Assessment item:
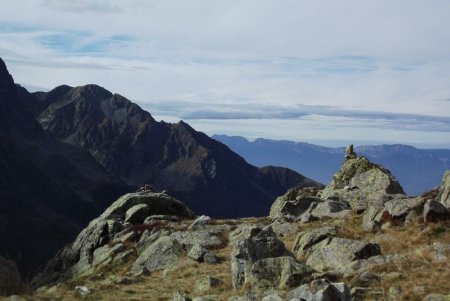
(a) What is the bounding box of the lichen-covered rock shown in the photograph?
[188,215,211,230]
[292,226,337,258]
[131,236,183,275]
[230,226,289,289]
[287,279,351,301]
[32,191,195,288]
[423,293,450,301]
[0,256,21,295]
[170,229,226,249]
[423,199,450,223]
[172,291,192,301]
[384,196,425,219]
[306,237,381,272]
[102,191,195,220]
[361,205,386,232]
[308,201,352,219]
[320,157,405,211]
[270,187,324,219]
[125,204,150,224]
[188,244,207,261]
[194,276,221,294]
[249,256,313,292]
[439,170,450,208]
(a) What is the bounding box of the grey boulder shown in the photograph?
[287,279,351,301]
[249,256,313,292]
[131,236,183,275]
[230,226,289,289]
[292,226,337,258]
[306,237,381,272]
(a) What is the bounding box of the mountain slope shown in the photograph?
[213,135,450,195]
[23,84,322,218]
[0,58,131,276]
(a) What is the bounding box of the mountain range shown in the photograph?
[213,135,450,196]
[0,58,319,276]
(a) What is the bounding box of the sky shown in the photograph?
[1,0,450,148]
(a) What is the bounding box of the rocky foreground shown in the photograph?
[1,156,450,301]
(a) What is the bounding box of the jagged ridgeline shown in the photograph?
[23,154,450,300]
[0,57,320,279]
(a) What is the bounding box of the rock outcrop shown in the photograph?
[270,187,351,221]
[305,237,381,272]
[32,191,194,287]
[230,226,290,289]
[320,156,405,211]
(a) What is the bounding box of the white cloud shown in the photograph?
[0,0,450,145]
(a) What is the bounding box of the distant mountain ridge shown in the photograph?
[213,135,450,195]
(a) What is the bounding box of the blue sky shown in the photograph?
[1,0,450,147]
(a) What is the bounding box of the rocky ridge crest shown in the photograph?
[18,155,450,301]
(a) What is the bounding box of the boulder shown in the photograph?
[270,187,324,219]
[188,244,207,261]
[229,224,264,243]
[102,191,195,220]
[32,191,195,287]
[423,199,450,223]
[194,276,221,294]
[130,236,183,275]
[439,170,450,208]
[0,256,21,295]
[170,229,226,249]
[74,286,90,296]
[230,226,289,289]
[361,205,385,232]
[125,204,150,224]
[188,215,211,230]
[270,219,299,237]
[320,157,405,211]
[423,294,450,301]
[249,256,313,292]
[261,294,283,301]
[384,196,425,219]
[172,291,192,301]
[287,279,351,301]
[306,237,381,272]
[187,244,218,264]
[292,226,337,258]
[308,201,352,219]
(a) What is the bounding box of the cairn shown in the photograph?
[345,144,357,160]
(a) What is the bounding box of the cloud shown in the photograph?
[41,0,123,13]
[0,0,449,146]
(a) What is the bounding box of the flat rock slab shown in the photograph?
[306,237,381,272]
[249,256,313,292]
[292,226,337,258]
[131,236,183,275]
